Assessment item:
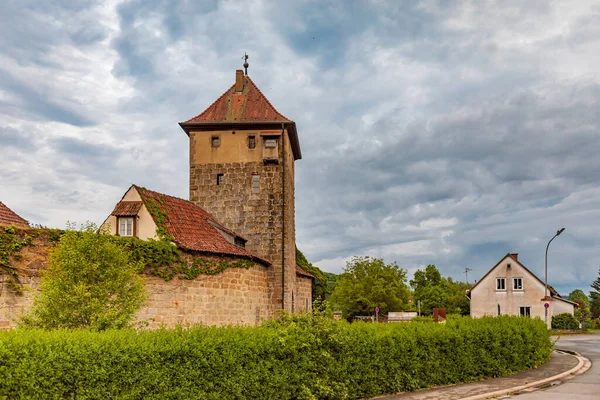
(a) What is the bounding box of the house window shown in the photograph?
[513,278,523,290]
[251,174,260,194]
[519,306,531,317]
[211,136,220,147]
[496,278,506,290]
[118,217,134,237]
[248,136,256,149]
[216,173,224,185]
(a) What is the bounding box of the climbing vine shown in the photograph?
[108,232,255,282]
[138,190,174,242]
[0,226,33,295]
[0,217,256,292]
[148,256,254,281]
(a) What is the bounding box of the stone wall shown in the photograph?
[294,275,313,313]
[0,229,50,329]
[0,230,272,329]
[137,254,272,328]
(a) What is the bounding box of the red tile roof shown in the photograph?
[296,265,315,279]
[0,201,29,228]
[133,186,269,265]
[182,75,292,124]
[111,201,143,216]
[179,73,302,160]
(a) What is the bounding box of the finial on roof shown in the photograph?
[243,53,249,75]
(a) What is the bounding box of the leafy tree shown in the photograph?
[568,289,590,321]
[410,265,471,316]
[21,223,147,330]
[591,267,600,319]
[331,256,409,319]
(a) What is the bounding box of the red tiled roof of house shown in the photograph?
[296,265,315,279]
[182,75,292,124]
[133,186,269,266]
[111,201,143,216]
[0,201,29,228]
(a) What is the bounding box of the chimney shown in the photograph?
[511,253,518,261]
[235,70,244,92]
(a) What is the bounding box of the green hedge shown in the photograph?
[551,313,579,330]
[0,316,552,399]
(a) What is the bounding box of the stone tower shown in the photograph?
[179,69,302,313]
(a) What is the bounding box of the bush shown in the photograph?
[0,316,551,399]
[551,313,579,330]
[20,224,147,330]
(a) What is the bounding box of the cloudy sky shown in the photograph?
[1,0,599,296]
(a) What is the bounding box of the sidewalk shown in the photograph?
[373,350,583,400]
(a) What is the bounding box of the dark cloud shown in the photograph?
[1,0,599,297]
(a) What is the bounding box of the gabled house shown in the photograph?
[470,253,576,328]
[101,184,268,264]
[0,201,29,228]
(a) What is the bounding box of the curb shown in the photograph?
[458,349,590,400]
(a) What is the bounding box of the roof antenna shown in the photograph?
[243,53,249,76]
[464,267,473,284]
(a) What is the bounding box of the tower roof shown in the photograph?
[180,72,302,160]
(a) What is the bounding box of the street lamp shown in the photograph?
[545,228,565,326]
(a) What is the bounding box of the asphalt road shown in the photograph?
[512,333,600,400]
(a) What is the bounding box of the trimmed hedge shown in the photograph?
[551,313,579,330]
[0,316,551,399]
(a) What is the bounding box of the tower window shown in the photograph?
[252,174,260,194]
[216,173,224,185]
[248,136,256,149]
[211,136,220,147]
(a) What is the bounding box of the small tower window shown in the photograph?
[216,173,224,185]
[248,136,256,149]
[211,136,220,147]
[252,174,260,194]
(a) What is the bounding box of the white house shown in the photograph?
[469,253,576,328]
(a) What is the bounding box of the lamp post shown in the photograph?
[545,228,565,326]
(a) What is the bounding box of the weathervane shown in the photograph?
[243,53,249,75]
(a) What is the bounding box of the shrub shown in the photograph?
[19,224,147,330]
[0,316,551,399]
[551,313,579,330]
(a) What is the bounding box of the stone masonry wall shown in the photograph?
[137,254,272,328]
[0,231,272,329]
[189,129,299,313]
[295,275,313,313]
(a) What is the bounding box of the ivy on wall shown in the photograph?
[1,197,257,292]
[0,226,33,295]
[109,236,253,281]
